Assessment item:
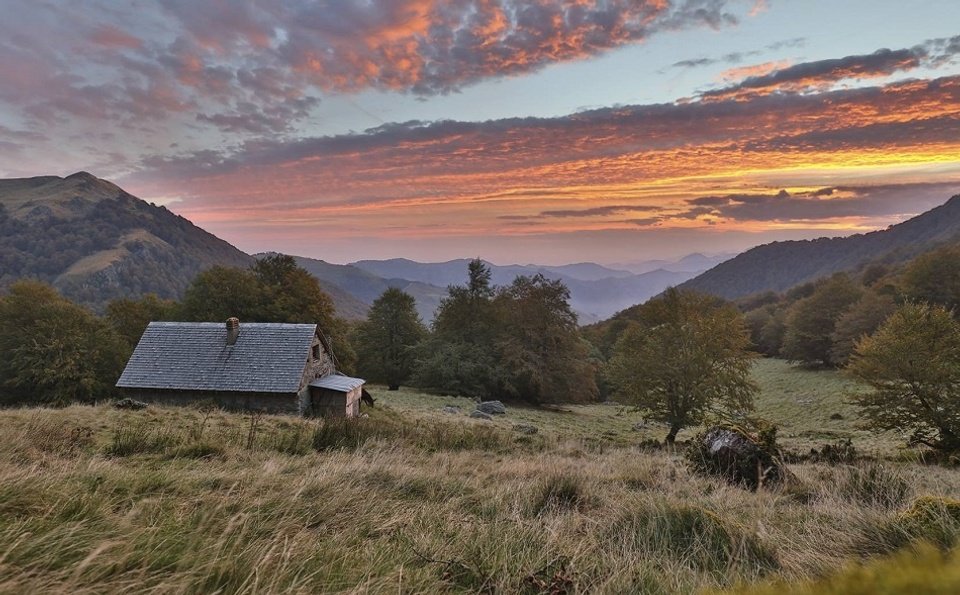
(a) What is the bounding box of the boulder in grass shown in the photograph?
[441,405,461,415]
[469,410,493,421]
[476,400,506,415]
[686,425,787,490]
[114,397,148,410]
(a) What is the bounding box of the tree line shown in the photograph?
[739,244,960,367]
[2,249,959,453]
[355,259,599,403]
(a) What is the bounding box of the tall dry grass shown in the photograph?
[0,402,957,594]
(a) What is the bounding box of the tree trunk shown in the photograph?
[665,423,681,445]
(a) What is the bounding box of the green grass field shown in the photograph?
[0,359,957,593]
[381,358,893,454]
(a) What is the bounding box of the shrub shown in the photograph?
[809,439,858,465]
[883,496,960,549]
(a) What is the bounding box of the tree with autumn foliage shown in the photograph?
[849,302,960,451]
[607,288,757,444]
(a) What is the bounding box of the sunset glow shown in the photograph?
[1,0,959,263]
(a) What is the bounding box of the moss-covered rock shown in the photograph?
[686,425,788,490]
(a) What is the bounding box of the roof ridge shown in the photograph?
[148,321,317,327]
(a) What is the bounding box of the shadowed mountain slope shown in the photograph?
[679,195,960,300]
[0,173,364,319]
[0,172,252,307]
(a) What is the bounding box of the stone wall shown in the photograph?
[301,336,337,386]
[124,388,300,415]
[309,386,362,418]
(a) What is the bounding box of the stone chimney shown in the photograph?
[226,317,240,345]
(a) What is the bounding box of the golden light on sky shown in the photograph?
[1,0,959,263]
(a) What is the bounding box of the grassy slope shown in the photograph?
[383,358,892,453]
[0,361,957,593]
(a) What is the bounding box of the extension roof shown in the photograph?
[309,374,365,393]
[116,322,318,393]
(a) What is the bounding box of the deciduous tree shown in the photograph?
[106,294,177,351]
[607,288,757,444]
[829,290,897,366]
[495,274,598,403]
[179,255,355,370]
[355,288,426,390]
[849,302,960,451]
[0,281,126,405]
[782,274,862,366]
[414,259,502,398]
[901,245,960,312]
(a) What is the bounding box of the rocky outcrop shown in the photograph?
[476,401,506,415]
[114,397,148,410]
[686,425,787,490]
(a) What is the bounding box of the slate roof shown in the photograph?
[117,322,318,393]
[309,374,365,393]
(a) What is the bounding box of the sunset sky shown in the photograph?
[1,0,959,264]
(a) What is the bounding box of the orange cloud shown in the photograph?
[123,75,960,244]
[719,60,792,82]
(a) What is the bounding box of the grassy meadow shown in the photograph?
[0,359,958,593]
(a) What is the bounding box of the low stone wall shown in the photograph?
[123,388,300,415]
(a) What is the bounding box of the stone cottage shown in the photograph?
[116,318,364,416]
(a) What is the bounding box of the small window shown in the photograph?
[312,344,321,359]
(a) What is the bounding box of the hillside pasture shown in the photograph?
[0,360,956,593]
[385,358,895,454]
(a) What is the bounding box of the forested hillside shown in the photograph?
[0,172,252,307]
[0,173,364,318]
[586,238,960,365]
[679,195,960,299]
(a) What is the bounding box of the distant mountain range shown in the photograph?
[291,256,716,324]
[15,172,955,326]
[0,172,719,323]
[279,255,446,323]
[679,195,960,299]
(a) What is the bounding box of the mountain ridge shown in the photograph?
[679,195,960,299]
[349,257,701,323]
[0,172,253,307]
[0,173,363,318]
